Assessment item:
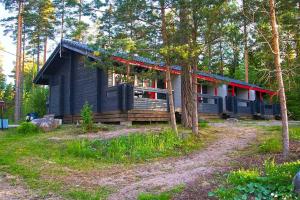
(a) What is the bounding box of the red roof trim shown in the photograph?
[112,56,276,95]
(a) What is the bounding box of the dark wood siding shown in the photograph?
[48,55,71,116]
[73,54,98,114]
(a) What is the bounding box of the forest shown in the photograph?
[0,0,299,123]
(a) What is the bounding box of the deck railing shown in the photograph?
[198,94,223,114]
[133,87,169,111]
[237,98,254,115]
[226,96,254,115]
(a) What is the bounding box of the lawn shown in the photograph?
[0,123,215,199]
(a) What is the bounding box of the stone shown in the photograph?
[31,116,61,132]
[120,121,132,127]
[293,171,300,194]
[226,118,239,123]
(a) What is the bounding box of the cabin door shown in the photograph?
[50,75,65,117]
[59,76,65,116]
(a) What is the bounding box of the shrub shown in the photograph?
[210,160,300,200]
[227,169,260,185]
[80,101,94,132]
[17,122,40,134]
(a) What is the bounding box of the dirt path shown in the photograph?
[0,173,61,200]
[63,123,258,200]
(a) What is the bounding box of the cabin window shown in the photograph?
[107,70,126,87]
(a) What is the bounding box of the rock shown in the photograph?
[293,171,300,194]
[31,116,61,132]
[226,118,239,123]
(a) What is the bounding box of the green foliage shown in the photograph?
[80,102,94,132]
[138,185,185,200]
[67,129,203,163]
[210,160,300,200]
[17,122,40,134]
[227,169,260,185]
[23,87,48,118]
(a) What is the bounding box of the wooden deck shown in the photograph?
[63,110,170,124]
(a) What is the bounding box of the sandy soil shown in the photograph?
[61,123,258,200]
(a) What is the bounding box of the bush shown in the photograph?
[17,122,40,134]
[23,87,48,118]
[210,160,300,200]
[80,102,94,132]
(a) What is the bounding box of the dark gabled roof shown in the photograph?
[34,39,275,94]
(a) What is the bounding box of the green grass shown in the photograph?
[67,187,111,200]
[290,127,300,141]
[66,128,207,163]
[0,124,214,199]
[257,126,282,153]
[138,185,185,200]
[0,126,112,198]
[256,126,300,154]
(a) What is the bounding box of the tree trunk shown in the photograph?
[160,0,178,134]
[191,10,199,135]
[243,0,249,83]
[179,0,193,128]
[43,36,47,65]
[269,0,289,157]
[14,0,23,123]
[60,0,65,57]
[37,36,40,71]
[79,0,82,22]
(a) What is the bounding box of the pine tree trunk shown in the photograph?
[160,0,178,134]
[37,37,40,71]
[243,0,249,83]
[269,0,289,157]
[14,0,23,123]
[191,13,199,135]
[43,36,47,65]
[179,0,193,128]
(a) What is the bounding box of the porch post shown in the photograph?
[214,84,218,96]
[270,94,274,104]
[232,85,235,96]
[260,92,263,101]
[247,89,250,100]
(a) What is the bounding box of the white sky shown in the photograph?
[0,4,16,83]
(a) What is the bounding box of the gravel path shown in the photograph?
[63,123,258,200]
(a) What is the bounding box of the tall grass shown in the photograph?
[290,127,300,141]
[67,129,202,163]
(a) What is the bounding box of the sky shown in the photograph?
[0,4,16,83]
[0,2,93,84]
[0,3,59,84]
